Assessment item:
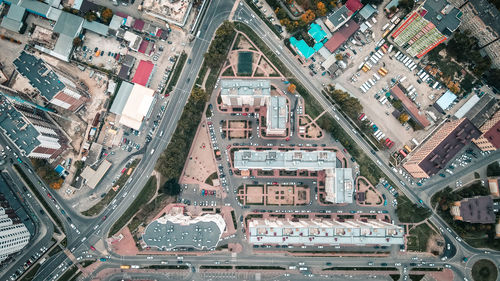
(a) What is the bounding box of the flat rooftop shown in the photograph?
[80,159,111,189]
[268,96,288,130]
[459,196,495,223]
[234,150,337,171]
[0,93,41,155]
[220,79,271,97]
[13,51,66,101]
[143,212,225,250]
[248,218,404,246]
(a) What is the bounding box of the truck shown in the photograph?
[407,85,414,92]
[381,98,388,105]
[395,50,401,57]
[131,265,140,269]
[410,64,417,71]
[120,265,131,269]
[360,86,367,93]
[402,57,410,64]
[404,145,412,153]
[399,76,407,83]
[382,23,390,31]
[377,50,384,57]
[388,44,394,53]
[411,138,419,146]
[369,79,376,86]
[377,133,386,141]
[373,73,381,80]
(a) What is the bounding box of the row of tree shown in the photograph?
[204,22,236,69]
[324,86,363,120]
[31,159,63,189]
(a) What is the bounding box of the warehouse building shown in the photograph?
[109,82,155,130]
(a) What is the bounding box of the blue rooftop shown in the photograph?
[290,37,316,59]
[13,51,66,101]
[359,4,377,20]
[308,23,327,42]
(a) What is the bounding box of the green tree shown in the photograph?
[191,87,207,102]
[161,179,181,196]
[101,8,113,24]
[398,0,414,12]
[398,113,409,123]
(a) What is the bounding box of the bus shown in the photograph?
[126,168,133,176]
[120,265,131,269]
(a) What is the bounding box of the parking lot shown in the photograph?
[74,32,123,71]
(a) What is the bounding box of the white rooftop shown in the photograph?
[220,79,271,97]
[119,83,155,130]
[234,150,337,171]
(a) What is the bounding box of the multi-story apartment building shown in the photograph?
[403,118,480,178]
[266,96,288,136]
[0,207,30,263]
[472,110,500,151]
[0,93,68,159]
[391,0,462,58]
[14,51,86,111]
[451,0,500,67]
[220,79,271,107]
[247,217,404,246]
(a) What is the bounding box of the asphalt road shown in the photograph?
[1,1,499,281]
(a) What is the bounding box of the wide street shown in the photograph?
[1,1,499,281]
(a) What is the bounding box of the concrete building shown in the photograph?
[403,118,481,178]
[391,0,462,58]
[488,178,499,197]
[142,207,225,250]
[220,79,271,107]
[325,168,354,204]
[14,51,86,111]
[451,196,495,224]
[457,0,500,67]
[266,96,288,136]
[109,82,155,130]
[0,207,30,263]
[472,110,500,151]
[0,93,68,159]
[80,160,112,189]
[247,217,404,246]
[234,150,353,204]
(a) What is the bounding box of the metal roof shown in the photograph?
[328,6,350,28]
[53,11,84,37]
[6,4,26,21]
[110,81,134,115]
[83,20,109,36]
[289,37,316,59]
[234,150,337,171]
[454,94,480,119]
[359,4,377,20]
[0,17,22,32]
[308,23,327,42]
[435,90,456,112]
[13,51,66,101]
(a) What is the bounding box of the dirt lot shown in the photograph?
[245,185,264,204]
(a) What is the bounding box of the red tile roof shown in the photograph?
[324,19,360,53]
[390,85,430,127]
[346,0,363,12]
[132,60,154,86]
[484,119,500,149]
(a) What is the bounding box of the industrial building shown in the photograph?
[451,196,495,224]
[266,96,288,136]
[472,110,500,151]
[220,79,271,107]
[403,118,481,178]
[14,51,86,111]
[80,160,112,189]
[109,82,155,130]
[390,85,430,128]
[391,0,462,58]
[234,150,353,204]
[0,93,68,159]
[247,217,404,246]
[142,207,226,250]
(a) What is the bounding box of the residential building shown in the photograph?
[247,217,404,246]
[142,207,225,250]
[403,118,481,178]
[0,93,68,159]
[325,168,354,204]
[14,51,86,111]
[451,196,495,224]
[266,96,288,136]
[457,0,500,67]
[220,79,271,107]
[0,207,30,263]
[391,0,462,58]
[472,110,500,151]
[390,85,431,128]
[109,82,155,130]
[234,150,353,204]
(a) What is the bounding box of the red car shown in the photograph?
[242,113,248,116]
[102,216,107,221]
[164,93,170,97]
[90,246,96,251]
[47,193,52,198]
[226,145,231,149]
[285,137,290,141]
[207,121,212,125]
[121,168,127,174]
[272,182,278,185]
